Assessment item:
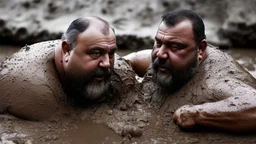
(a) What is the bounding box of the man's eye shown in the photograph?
[170,46,184,52]
[156,42,162,48]
[109,51,115,58]
[91,52,102,58]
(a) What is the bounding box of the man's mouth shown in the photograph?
[158,66,171,73]
[94,76,105,81]
[159,66,168,72]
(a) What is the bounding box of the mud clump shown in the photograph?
[121,125,142,137]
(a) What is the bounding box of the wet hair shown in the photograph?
[61,16,113,49]
[161,9,206,45]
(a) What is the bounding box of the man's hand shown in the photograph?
[173,105,199,129]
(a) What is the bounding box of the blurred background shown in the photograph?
[0,0,255,77]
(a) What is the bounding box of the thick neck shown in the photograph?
[54,45,65,85]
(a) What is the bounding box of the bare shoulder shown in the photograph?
[203,45,256,86]
[0,40,63,120]
[194,44,256,101]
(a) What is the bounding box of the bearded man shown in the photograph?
[125,9,256,133]
[0,16,135,121]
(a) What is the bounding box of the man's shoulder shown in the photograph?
[4,40,61,62]
[203,44,235,67]
[1,40,59,74]
[27,40,61,50]
[0,40,61,95]
[198,44,256,99]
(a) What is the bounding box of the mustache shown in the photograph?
[92,68,112,79]
[152,58,173,71]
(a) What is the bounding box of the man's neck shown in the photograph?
[54,45,65,84]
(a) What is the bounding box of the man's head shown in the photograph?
[151,9,207,93]
[61,16,117,104]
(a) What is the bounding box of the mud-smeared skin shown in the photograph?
[1,44,256,143]
[0,40,68,121]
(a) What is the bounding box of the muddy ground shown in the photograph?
[2,114,256,144]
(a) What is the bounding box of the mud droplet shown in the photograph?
[106,110,113,115]
[228,71,234,74]
[24,45,30,51]
[119,104,128,111]
[229,103,236,107]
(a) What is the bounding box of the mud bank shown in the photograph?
[0,0,256,48]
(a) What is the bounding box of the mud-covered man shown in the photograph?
[125,9,256,132]
[0,16,134,121]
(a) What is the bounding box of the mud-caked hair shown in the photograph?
[161,9,206,45]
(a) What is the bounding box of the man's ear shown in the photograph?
[61,40,72,63]
[198,39,207,64]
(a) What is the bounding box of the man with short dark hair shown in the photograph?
[0,16,133,121]
[125,9,256,132]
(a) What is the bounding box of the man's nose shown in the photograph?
[99,54,111,68]
[157,46,168,59]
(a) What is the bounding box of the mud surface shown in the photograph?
[1,43,256,143]
[2,114,256,144]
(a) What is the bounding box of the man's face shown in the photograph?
[64,21,117,102]
[151,20,199,92]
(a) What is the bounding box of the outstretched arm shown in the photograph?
[123,49,152,77]
[173,85,256,133]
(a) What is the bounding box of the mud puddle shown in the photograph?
[60,120,124,144]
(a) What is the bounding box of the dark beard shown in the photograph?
[63,68,112,106]
[152,56,198,94]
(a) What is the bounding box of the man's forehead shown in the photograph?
[87,17,111,36]
[158,20,193,31]
[156,20,194,38]
[77,27,116,48]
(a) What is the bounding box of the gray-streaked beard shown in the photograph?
[64,68,112,106]
[82,80,110,101]
[152,56,199,93]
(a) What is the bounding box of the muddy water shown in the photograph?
[0,45,20,62]
[225,48,256,78]
[61,120,124,143]
[0,45,256,143]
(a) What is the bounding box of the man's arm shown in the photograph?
[123,49,151,77]
[173,85,256,133]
